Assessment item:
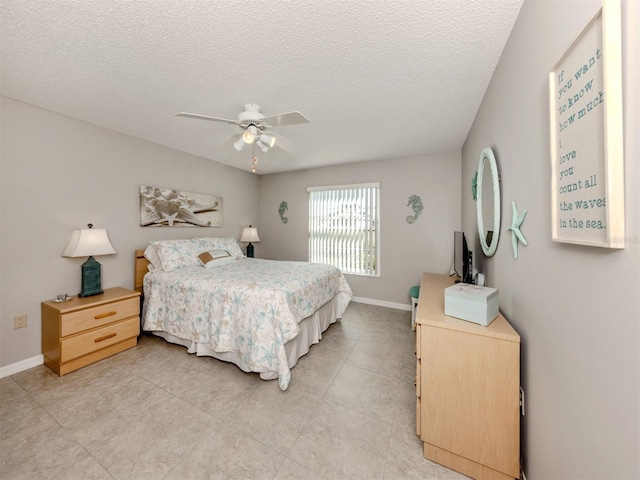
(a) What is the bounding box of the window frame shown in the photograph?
[307,182,381,277]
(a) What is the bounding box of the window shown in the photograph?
[307,182,380,276]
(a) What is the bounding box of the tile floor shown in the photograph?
[0,302,468,480]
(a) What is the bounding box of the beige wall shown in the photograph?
[3,2,638,474]
[258,153,461,306]
[0,97,260,368]
[461,0,639,477]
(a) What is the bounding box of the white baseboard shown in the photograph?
[351,296,411,312]
[0,354,44,378]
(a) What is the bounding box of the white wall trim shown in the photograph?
[351,296,411,311]
[0,354,44,378]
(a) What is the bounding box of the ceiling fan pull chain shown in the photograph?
[251,142,258,173]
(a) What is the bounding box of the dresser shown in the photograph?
[41,287,141,375]
[415,273,520,480]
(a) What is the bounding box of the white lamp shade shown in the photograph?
[242,131,254,144]
[243,126,258,144]
[260,133,276,148]
[62,228,116,257]
[240,227,260,243]
[233,138,246,151]
[256,139,269,153]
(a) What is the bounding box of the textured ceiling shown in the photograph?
[1,0,523,174]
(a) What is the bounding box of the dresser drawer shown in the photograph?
[60,316,139,363]
[61,297,139,336]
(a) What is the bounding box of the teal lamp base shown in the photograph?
[79,256,104,297]
[246,242,255,258]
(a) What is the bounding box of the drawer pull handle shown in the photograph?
[94,333,116,343]
[95,311,117,320]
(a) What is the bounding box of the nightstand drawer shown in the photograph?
[61,297,139,336]
[60,316,139,363]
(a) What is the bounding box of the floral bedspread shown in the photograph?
[142,258,352,389]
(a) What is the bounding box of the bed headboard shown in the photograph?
[135,249,149,293]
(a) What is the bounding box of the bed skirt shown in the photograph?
[150,292,349,382]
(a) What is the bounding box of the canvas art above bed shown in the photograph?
[140,185,223,227]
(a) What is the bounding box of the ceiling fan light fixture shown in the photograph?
[260,133,276,148]
[233,138,246,151]
[176,105,308,166]
[256,139,269,153]
[242,125,259,144]
[242,131,254,144]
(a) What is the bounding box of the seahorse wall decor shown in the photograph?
[278,201,289,223]
[406,194,423,224]
[471,171,478,201]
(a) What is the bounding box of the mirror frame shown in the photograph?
[476,148,501,257]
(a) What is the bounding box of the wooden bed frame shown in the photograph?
[134,249,148,294]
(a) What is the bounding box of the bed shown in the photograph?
[135,237,352,390]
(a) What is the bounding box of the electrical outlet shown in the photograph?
[14,314,27,329]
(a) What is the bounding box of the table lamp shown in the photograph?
[240,225,260,258]
[62,223,116,297]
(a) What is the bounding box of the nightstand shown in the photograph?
[41,287,141,375]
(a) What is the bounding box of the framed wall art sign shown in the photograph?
[549,0,624,248]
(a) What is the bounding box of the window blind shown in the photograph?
[307,183,380,276]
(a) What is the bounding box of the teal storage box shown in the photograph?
[444,283,499,326]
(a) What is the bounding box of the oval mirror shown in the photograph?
[476,148,501,257]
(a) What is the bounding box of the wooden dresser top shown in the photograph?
[416,273,520,343]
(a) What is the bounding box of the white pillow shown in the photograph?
[198,237,245,259]
[197,250,236,269]
[143,245,162,272]
[151,238,203,271]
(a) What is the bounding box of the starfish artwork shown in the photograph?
[507,201,528,259]
[140,185,223,227]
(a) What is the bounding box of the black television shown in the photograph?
[454,231,473,284]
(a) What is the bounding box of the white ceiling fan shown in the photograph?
[176,104,309,170]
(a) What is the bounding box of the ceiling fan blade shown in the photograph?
[175,112,238,125]
[213,132,242,151]
[262,111,310,127]
[274,134,303,155]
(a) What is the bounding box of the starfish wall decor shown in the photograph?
[507,201,528,259]
[139,185,223,227]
